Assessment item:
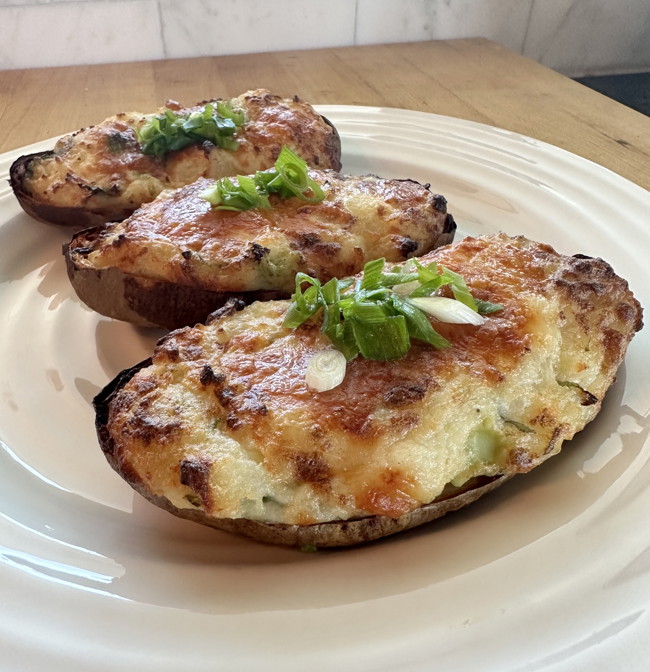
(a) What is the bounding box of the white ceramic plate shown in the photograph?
[1,107,648,672]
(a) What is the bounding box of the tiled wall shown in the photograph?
[1,0,649,77]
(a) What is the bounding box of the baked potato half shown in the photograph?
[65,171,456,329]
[94,234,642,547]
[10,89,341,228]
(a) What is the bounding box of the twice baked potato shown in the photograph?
[65,170,456,329]
[10,89,341,228]
[94,233,642,547]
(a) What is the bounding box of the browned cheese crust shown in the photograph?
[95,234,643,547]
[65,172,456,329]
[10,89,341,228]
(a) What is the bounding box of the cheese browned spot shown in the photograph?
[99,234,642,530]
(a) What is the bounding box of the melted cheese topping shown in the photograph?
[23,89,341,214]
[72,172,452,294]
[104,234,642,525]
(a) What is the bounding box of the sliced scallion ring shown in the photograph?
[305,350,347,392]
[407,296,486,325]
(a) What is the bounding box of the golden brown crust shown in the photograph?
[94,233,643,546]
[10,89,342,227]
[65,172,456,329]
[95,362,508,548]
[63,229,287,329]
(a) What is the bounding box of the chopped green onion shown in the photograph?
[439,266,478,311]
[136,100,246,158]
[283,273,323,328]
[347,300,391,323]
[320,277,341,304]
[405,262,477,310]
[360,258,387,290]
[407,261,447,297]
[407,296,485,325]
[283,255,503,365]
[199,146,326,212]
[201,175,271,211]
[350,314,410,360]
[385,277,420,295]
[274,147,325,203]
[305,350,347,392]
[412,259,439,283]
[389,295,451,348]
[475,298,505,315]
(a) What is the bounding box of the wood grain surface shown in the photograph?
[2,39,648,189]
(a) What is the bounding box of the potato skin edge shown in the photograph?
[129,474,509,548]
[10,153,137,228]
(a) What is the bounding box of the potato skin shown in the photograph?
[94,359,508,547]
[64,172,456,329]
[63,227,287,329]
[11,153,137,229]
[93,234,642,547]
[10,89,342,228]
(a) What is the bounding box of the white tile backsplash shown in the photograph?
[524,0,650,76]
[0,0,649,76]
[356,0,534,56]
[0,1,163,69]
[159,0,357,60]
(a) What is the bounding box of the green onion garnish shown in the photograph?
[305,350,347,392]
[199,146,325,212]
[283,257,503,362]
[136,100,246,158]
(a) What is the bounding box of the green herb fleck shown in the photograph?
[502,418,535,433]
[136,100,245,158]
[199,146,325,212]
[475,298,505,315]
[558,380,598,406]
[184,493,202,507]
[283,256,503,361]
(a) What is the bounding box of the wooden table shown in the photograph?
[2,38,649,190]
